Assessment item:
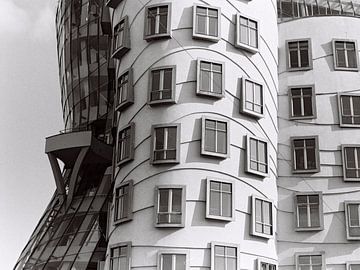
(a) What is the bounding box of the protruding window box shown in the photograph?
[114,180,134,225]
[291,136,320,174]
[289,85,316,120]
[332,39,359,71]
[246,135,269,177]
[342,145,360,181]
[144,4,172,41]
[116,123,135,166]
[192,4,221,42]
[211,242,240,270]
[116,68,134,112]
[112,16,130,60]
[235,14,259,53]
[338,94,360,127]
[295,252,325,270]
[344,201,360,240]
[241,77,264,118]
[251,195,274,239]
[197,58,225,98]
[106,0,123,9]
[148,66,176,105]
[286,39,312,71]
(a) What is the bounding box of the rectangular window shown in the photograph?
[246,136,268,177]
[345,201,360,240]
[235,14,259,52]
[158,251,188,270]
[116,69,134,111]
[291,136,320,173]
[333,39,358,70]
[197,59,225,98]
[347,263,360,270]
[295,193,323,231]
[211,242,239,270]
[241,77,264,118]
[338,94,360,127]
[206,178,234,221]
[114,180,133,224]
[286,39,312,71]
[144,4,171,40]
[342,145,360,181]
[193,4,221,41]
[295,253,324,270]
[289,86,316,119]
[201,117,229,158]
[257,258,277,270]
[155,185,186,227]
[112,16,130,59]
[251,196,273,238]
[149,66,176,105]
[117,123,135,166]
[151,124,180,164]
[110,242,131,270]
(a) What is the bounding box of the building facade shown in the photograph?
[14,0,360,270]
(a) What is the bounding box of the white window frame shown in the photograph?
[257,258,277,270]
[291,136,320,173]
[112,16,130,59]
[338,93,360,127]
[109,242,132,270]
[344,201,360,240]
[196,58,225,98]
[295,252,325,270]
[289,85,316,120]
[116,122,135,166]
[347,262,360,270]
[144,3,172,41]
[114,180,134,224]
[157,250,190,270]
[154,185,186,228]
[332,39,359,71]
[206,178,235,221]
[286,39,313,71]
[241,77,264,118]
[116,68,134,111]
[246,135,269,177]
[148,65,176,105]
[192,4,221,42]
[235,13,259,53]
[294,192,324,231]
[342,145,360,181]
[251,195,274,238]
[210,242,240,270]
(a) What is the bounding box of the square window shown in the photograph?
[116,69,134,111]
[201,117,230,158]
[144,4,171,41]
[206,178,234,221]
[295,252,325,270]
[110,242,131,270]
[106,0,123,9]
[241,77,264,118]
[235,14,259,53]
[197,59,225,98]
[158,251,189,270]
[149,66,176,105]
[251,196,274,238]
[257,258,277,270]
[342,145,360,181]
[338,94,360,127]
[286,39,312,71]
[155,185,186,227]
[347,262,360,270]
[291,136,320,173]
[193,4,221,42]
[332,39,359,71]
[345,201,360,240]
[117,123,135,166]
[112,16,130,59]
[246,136,269,177]
[211,242,239,270]
[114,180,133,224]
[294,192,324,231]
[150,124,181,164]
[289,86,316,119]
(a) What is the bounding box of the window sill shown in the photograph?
[116,157,134,167]
[196,90,224,99]
[340,123,360,128]
[206,215,234,222]
[111,46,130,60]
[241,108,264,119]
[295,226,323,232]
[144,33,171,42]
[155,223,184,228]
[235,42,259,54]
[114,216,133,226]
[246,168,268,178]
[151,159,180,165]
[201,150,229,159]
[287,66,313,72]
[148,99,176,106]
[344,177,360,182]
[292,168,320,174]
[334,66,359,72]
[290,115,316,120]
[250,231,273,239]
[193,33,220,43]
[115,100,134,112]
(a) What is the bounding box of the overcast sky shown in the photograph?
[0,0,63,269]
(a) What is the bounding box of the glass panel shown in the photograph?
[176,255,186,270]
[167,127,177,149]
[298,206,308,227]
[222,193,232,217]
[159,189,169,212]
[163,254,172,270]
[152,71,160,91]
[210,190,220,216]
[209,17,218,36]
[172,189,182,212]
[310,205,320,227]
[205,128,216,152]
[155,128,165,150]
[163,69,172,91]
[217,130,227,154]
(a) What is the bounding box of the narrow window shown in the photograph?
[151,124,180,164]
[155,186,185,227]
[112,16,130,59]
[342,145,360,180]
[193,4,221,41]
[211,242,238,270]
[257,259,277,270]
[241,77,264,118]
[246,136,268,177]
[149,66,176,105]
[145,4,171,40]
[338,94,360,127]
[333,40,358,70]
[289,86,316,119]
[287,39,312,71]
[206,178,234,221]
[295,193,323,231]
[251,196,273,238]
[291,136,320,173]
[114,180,133,224]
[116,69,134,111]
[110,242,131,270]
[197,59,225,98]
[201,117,229,158]
[235,14,259,52]
[345,201,360,240]
[348,263,360,270]
[117,123,135,166]
[158,251,188,270]
[295,253,324,270]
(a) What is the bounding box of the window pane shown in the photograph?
[310,205,320,227]
[303,96,313,116]
[176,255,186,270]
[217,131,227,154]
[196,14,206,34]
[167,127,177,149]
[289,50,299,68]
[159,189,169,212]
[255,199,262,222]
[249,28,257,47]
[209,17,218,36]
[215,256,225,270]
[295,148,305,170]
[263,201,271,224]
[306,148,316,169]
[152,71,160,91]
[222,193,232,217]
[163,69,172,90]
[155,128,164,150]
[349,204,360,226]
[227,258,237,270]
[240,25,248,45]
[298,206,308,227]
[210,190,220,216]
[200,70,211,91]
[172,189,182,212]
[350,264,360,270]
[213,72,222,94]
[205,129,216,152]
[162,254,172,270]
[215,245,225,255]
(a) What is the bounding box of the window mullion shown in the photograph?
[215,122,218,152]
[210,64,214,92]
[304,141,308,170]
[300,89,305,116]
[159,70,164,100]
[172,254,176,270]
[350,96,355,124]
[297,42,301,68]
[345,43,349,67]
[357,204,360,225]
[355,147,359,178]
[168,189,173,223]
[307,196,311,227]
[155,7,160,34]
[219,184,223,216]
[206,9,210,35]
[164,128,168,159]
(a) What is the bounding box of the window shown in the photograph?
[112,16,130,59]
[114,180,133,224]
[144,4,171,40]
[241,77,264,118]
[110,242,131,270]
[342,145,360,181]
[289,86,316,119]
[332,39,358,71]
[116,69,134,111]
[235,14,259,52]
[295,252,325,270]
[294,193,323,231]
[206,178,234,221]
[345,201,360,240]
[106,0,123,9]
[193,4,221,41]
[246,136,269,177]
[149,66,176,105]
[157,250,188,270]
[150,124,180,164]
[347,262,360,270]
[257,258,277,270]
[155,185,186,227]
[291,136,320,173]
[117,123,135,166]
[338,94,360,127]
[197,59,225,98]
[286,39,312,71]
[211,242,239,270]
[201,117,229,158]
[251,196,274,238]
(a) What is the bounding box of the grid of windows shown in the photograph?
[193,5,221,41]
[116,69,134,111]
[295,253,324,270]
[114,181,133,224]
[151,124,180,164]
[149,66,176,104]
[112,16,130,59]
[117,123,135,166]
[145,4,171,40]
[342,146,360,180]
[211,243,238,270]
[251,196,273,238]
[289,86,316,119]
[158,252,187,270]
[333,40,358,70]
[202,117,229,158]
[287,39,312,70]
[292,136,319,173]
[295,193,323,231]
[206,179,233,221]
[197,59,224,98]
[338,94,360,126]
[236,14,259,52]
[246,136,268,177]
[110,243,131,270]
[345,201,360,239]
[241,78,264,118]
